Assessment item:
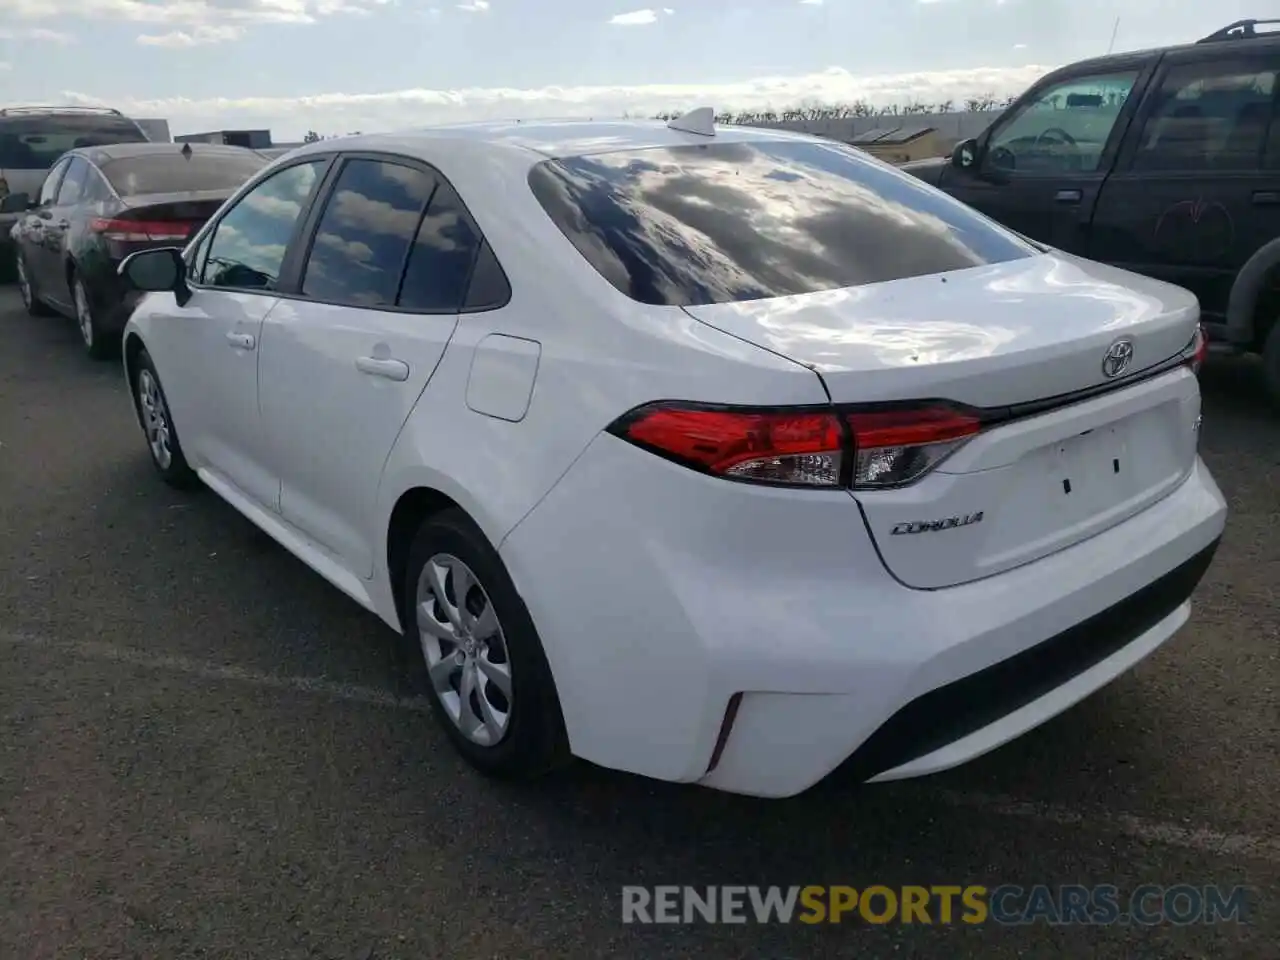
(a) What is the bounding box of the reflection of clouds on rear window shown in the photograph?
[528,140,1035,307]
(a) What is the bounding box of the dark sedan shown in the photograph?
[9,141,268,359]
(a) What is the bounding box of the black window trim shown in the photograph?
[1115,45,1280,175]
[183,152,338,298]
[973,51,1162,182]
[276,149,512,316]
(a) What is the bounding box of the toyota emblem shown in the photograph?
[1101,338,1135,379]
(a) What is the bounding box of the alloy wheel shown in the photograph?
[136,369,173,470]
[416,553,513,746]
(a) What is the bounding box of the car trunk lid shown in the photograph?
[682,253,1203,589]
[93,189,231,256]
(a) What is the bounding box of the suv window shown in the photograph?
[101,150,268,197]
[986,71,1141,174]
[0,113,146,170]
[201,160,324,290]
[1132,59,1277,172]
[398,180,487,312]
[300,158,436,307]
[55,157,90,205]
[528,140,1035,307]
[37,159,69,206]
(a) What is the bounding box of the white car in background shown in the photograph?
[117,110,1226,798]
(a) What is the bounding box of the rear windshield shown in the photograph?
[0,114,145,170]
[527,140,1036,306]
[101,152,268,197]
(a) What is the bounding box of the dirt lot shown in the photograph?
[0,290,1276,959]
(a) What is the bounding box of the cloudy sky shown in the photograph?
[0,1,1272,139]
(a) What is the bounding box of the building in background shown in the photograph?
[175,129,273,149]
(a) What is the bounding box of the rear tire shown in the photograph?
[400,508,570,781]
[72,270,114,360]
[131,348,198,489]
[16,252,53,317]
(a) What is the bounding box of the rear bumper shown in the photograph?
[501,433,1227,798]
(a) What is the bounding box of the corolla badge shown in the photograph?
[1101,338,1135,379]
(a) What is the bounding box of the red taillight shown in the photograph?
[1187,323,1208,373]
[846,407,981,488]
[90,218,193,242]
[609,401,983,489]
[611,403,845,487]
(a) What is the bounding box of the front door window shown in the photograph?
[985,71,1141,174]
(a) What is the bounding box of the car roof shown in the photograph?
[1048,28,1280,77]
[72,141,263,166]
[279,117,818,166]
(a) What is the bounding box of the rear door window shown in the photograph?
[0,113,145,170]
[397,180,488,312]
[1132,58,1278,172]
[54,157,90,205]
[299,157,438,307]
[528,140,1036,307]
[36,158,70,206]
[101,151,268,197]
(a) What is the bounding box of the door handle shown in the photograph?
[1252,191,1280,206]
[355,356,410,381]
[1054,189,1082,204]
[36,210,52,220]
[55,219,69,229]
[225,332,256,350]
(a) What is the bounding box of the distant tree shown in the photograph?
[653,96,1008,125]
[303,130,322,143]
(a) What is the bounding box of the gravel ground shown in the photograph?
[0,290,1276,959]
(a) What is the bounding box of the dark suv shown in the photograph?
[0,106,149,278]
[903,18,1280,403]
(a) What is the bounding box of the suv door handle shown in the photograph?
[355,356,410,381]
[225,332,256,350]
[1252,191,1280,205]
[1054,189,1082,204]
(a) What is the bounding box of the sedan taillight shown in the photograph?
[90,218,194,242]
[607,401,981,489]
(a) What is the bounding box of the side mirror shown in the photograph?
[119,247,192,306]
[951,138,979,170]
[0,192,31,214]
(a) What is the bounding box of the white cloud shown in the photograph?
[0,62,10,70]
[0,26,75,42]
[0,0,388,28]
[799,0,823,5]
[137,24,244,46]
[65,63,1053,139]
[1012,42,1027,49]
[456,0,489,10]
[609,8,673,25]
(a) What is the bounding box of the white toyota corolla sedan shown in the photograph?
[117,110,1227,798]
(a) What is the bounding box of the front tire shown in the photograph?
[131,348,198,489]
[401,508,570,780]
[72,270,113,360]
[16,252,53,317]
